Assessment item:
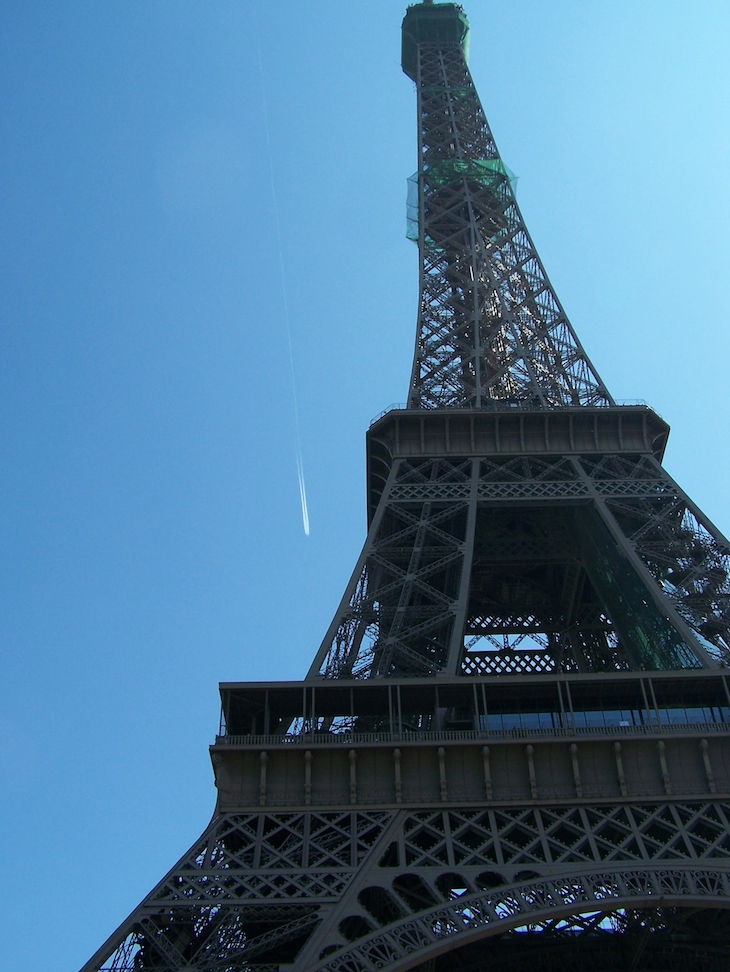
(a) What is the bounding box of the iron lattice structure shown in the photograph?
[81,3,730,971]
[405,18,611,410]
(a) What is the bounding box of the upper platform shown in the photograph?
[366,405,670,524]
[401,2,469,80]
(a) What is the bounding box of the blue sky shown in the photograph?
[1,2,728,969]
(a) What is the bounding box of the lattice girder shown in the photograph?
[408,44,612,410]
[80,5,730,971]
[82,801,730,971]
[309,446,730,678]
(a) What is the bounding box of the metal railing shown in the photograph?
[369,399,655,427]
[370,402,407,425]
[216,720,730,748]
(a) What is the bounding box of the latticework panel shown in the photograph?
[409,44,611,410]
[462,647,580,676]
[84,802,730,971]
[317,873,730,972]
[579,455,730,665]
[311,451,730,679]
[313,459,473,679]
[79,9,730,972]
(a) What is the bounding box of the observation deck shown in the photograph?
[211,671,730,811]
[366,405,670,525]
[401,2,470,81]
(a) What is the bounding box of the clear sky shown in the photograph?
[1,2,729,969]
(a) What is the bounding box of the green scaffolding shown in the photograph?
[406,159,517,242]
[579,506,702,671]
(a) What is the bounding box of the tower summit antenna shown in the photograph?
[81,4,730,970]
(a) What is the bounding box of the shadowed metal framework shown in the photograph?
[403,5,611,411]
[81,3,730,971]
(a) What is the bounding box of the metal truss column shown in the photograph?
[306,458,402,680]
[444,457,479,675]
[84,798,730,972]
[570,456,715,669]
[79,3,730,971]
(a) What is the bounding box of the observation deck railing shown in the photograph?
[215,719,730,748]
[369,399,653,426]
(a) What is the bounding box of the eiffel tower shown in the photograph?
[81,3,730,971]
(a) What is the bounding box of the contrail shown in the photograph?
[256,13,311,536]
[296,449,310,537]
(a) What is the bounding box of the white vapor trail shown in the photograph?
[297,450,310,537]
[256,15,310,536]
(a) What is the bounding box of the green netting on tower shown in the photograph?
[406,173,419,241]
[579,506,702,670]
[424,158,516,191]
[406,160,517,242]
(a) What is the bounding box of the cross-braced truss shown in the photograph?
[311,458,472,680]
[408,44,612,410]
[581,454,730,663]
[80,5,730,971]
[83,802,730,971]
[310,454,730,679]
